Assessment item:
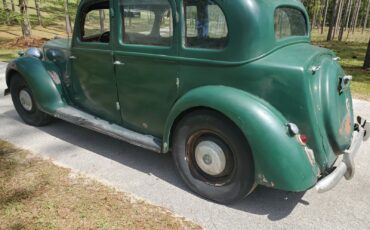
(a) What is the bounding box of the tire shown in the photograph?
[10,73,53,126]
[172,110,255,204]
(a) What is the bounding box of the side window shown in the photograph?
[274,8,307,40]
[184,0,228,49]
[81,2,110,43]
[120,0,173,46]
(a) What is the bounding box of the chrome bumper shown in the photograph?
[315,116,369,193]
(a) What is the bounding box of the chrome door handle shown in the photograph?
[114,60,125,66]
[69,56,77,60]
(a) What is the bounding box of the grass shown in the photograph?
[0,48,18,61]
[312,40,370,100]
[0,140,201,230]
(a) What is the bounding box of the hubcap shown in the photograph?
[19,89,33,111]
[194,141,226,176]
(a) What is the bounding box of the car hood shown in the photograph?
[43,38,71,50]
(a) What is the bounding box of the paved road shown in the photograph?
[1,62,370,230]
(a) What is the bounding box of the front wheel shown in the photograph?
[172,110,255,204]
[10,74,53,126]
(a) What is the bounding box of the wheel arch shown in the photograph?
[163,85,319,191]
[6,57,66,114]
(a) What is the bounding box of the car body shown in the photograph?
[4,0,369,203]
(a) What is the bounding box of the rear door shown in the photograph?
[113,0,179,137]
[69,0,121,124]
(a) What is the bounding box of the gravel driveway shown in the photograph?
[1,61,369,230]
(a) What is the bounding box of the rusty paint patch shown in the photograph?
[257,174,275,187]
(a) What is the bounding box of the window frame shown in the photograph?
[81,8,111,41]
[273,6,308,41]
[74,0,113,48]
[117,0,177,50]
[182,0,230,51]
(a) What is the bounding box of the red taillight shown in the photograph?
[299,134,308,145]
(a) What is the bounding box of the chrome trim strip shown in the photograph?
[54,106,162,153]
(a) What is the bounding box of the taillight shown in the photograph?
[298,134,308,145]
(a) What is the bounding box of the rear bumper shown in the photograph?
[315,116,369,193]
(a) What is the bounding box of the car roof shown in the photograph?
[77,0,310,63]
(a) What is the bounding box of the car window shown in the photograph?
[81,2,110,43]
[184,0,228,49]
[274,7,307,40]
[120,0,173,46]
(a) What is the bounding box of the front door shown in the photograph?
[69,0,121,124]
[113,0,179,137]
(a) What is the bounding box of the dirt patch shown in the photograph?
[0,141,202,230]
[0,37,49,49]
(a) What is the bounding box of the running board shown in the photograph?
[53,106,162,153]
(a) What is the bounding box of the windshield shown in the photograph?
[274,7,307,40]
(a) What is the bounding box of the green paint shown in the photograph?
[5,0,356,192]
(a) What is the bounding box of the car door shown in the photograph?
[113,0,179,137]
[68,0,121,124]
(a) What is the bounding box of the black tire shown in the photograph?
[172,110,255,204]
[10,73,53,126]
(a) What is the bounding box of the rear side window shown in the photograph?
[120,0,173,46]
[274,7,307,40]
[184,0,228,49]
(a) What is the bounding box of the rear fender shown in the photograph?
[164,86,319,191]
[6,56,66,114]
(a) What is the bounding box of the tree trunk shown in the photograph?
[311,0,319,30]
[363,38,370,69]
[64,0,72,36]
[327,0,340,40]
[362,0,370,33]
[2,0,10,25]
[345,0,353,31]
[99,9,105,33]
[10,0,14,11]
[352,0,361,33]
[321,0,329,34]
[35,0,42,26]
[339,0,352,40]
[333,0,344,39]
[19,0,31,37]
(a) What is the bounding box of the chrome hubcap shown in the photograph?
[194,141,226,176]
[19,89,33,111]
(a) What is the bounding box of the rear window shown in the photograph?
[274,7,307,40]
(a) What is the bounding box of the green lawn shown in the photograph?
[0,48,18,61]
[312,40,370,100]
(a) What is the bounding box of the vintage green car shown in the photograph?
[4,0,370,203]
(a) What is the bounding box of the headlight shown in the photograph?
[25,47,43,60]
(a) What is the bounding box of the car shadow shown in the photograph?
[4,109,309,221]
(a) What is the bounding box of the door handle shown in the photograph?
[114,60,125,66]
[69,56,77,60]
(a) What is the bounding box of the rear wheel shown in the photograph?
[10,74,53,126]
[172,110,255,204]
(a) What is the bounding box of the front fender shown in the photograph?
[164,86,319,191]
[6,56,65,114]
